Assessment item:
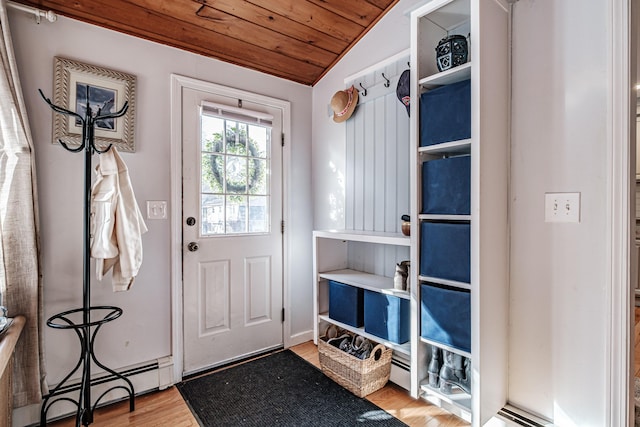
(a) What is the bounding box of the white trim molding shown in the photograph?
[607,0,633,425]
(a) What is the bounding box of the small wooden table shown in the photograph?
[0,316,25,427]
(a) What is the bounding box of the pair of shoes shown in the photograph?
[350,335,373,360]
[327,333,352,350]
[439,350,471,394]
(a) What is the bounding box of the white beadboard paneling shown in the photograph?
[345,56,411,234]
[344,55,411,276]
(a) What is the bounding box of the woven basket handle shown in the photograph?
[371,343,387,361]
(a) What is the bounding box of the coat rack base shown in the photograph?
[40,306,135,427]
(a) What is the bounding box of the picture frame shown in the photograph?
[52,57,136,152]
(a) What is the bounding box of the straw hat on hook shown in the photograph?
[330,85,359,123]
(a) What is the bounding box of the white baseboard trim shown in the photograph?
[13,356,174,427]
[286,330,313,348]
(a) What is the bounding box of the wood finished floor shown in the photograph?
[48,341,469,427]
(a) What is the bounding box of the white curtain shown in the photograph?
[0,0,46,406]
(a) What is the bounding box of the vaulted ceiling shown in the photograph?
[13,0,399,86]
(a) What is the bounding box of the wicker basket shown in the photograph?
[318,332,392,397]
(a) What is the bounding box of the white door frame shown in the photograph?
[170,74,292,383]
[609,0,633,425]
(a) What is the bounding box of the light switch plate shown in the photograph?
[147,200,167,220]
[544,192,580,223]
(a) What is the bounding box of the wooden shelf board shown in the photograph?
[419,337,471,359]
[418,139,471,155]
[420,382,472,420]
[319,269,410,299]
[419,62,471,89]
[318,314,411,356]
[313,229,410,246]
[418,214,471,222]
[419,276,471,290]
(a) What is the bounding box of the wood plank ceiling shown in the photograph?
[12,0,399,86]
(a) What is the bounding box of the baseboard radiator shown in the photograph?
[14,356,174,427]
[496,405,554,427]
[389,354,411,390]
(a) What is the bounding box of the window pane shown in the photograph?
[248,196,268,232]
[201,194,224,235]
[225,155,247,194]
[225,121,239,152]
[202,154,224,193]
[226,195,247,233]
[248,125,268,158]
[202,116,224,153]
[249,158,267,195]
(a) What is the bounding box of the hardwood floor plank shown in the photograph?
[48,386,197,426]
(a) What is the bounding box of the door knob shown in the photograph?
[187,242,199,252]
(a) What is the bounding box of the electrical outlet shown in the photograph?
[544,192,580,223]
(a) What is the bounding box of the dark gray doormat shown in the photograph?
[177,349,408,426]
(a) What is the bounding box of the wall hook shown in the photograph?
[359,82,368,97]
[382,73,390,88]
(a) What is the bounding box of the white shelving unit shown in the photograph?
[312,229,412,388]
[312,2,509,421]
[410,0,510,425]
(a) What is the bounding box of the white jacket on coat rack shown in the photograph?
[90,147,148,291]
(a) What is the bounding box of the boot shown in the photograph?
[427,346,441,388]
[439,351,471,394]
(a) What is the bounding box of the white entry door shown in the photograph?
[182,86,284,374]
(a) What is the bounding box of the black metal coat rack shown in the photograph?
[38,88,135,426]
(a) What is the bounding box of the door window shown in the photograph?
[200,112,271,235]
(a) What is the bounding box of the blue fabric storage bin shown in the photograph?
[328,280,364,327]
[420,79,471,146]
[420,221,470,283]
[363,290,410,344]
[422,155,471,215]
[421,283,471,353]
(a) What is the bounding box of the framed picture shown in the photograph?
[52,57,136,152]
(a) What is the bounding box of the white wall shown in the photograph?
[509,1,609,425]
[8,7,312,394]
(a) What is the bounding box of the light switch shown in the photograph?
[147,200,167,220]
[544,192,580,223]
